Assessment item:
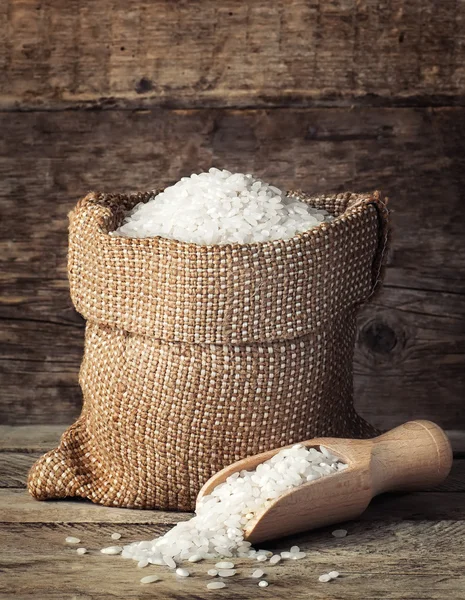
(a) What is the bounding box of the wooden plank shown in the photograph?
[1,107,465,429]
[0,452,42,487]
[1,0,464,110]
[0,425,64,451]
[1,487,464,525]
[0,322,83,425]
[0,521,464,599]
[361,491,465,521]
[2,449,465,491]
[355,288,465,432]
[1,425,464,455]
[0,489,188,525]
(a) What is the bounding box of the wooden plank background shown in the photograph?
[1,0,464,433]
[1,0,465,109]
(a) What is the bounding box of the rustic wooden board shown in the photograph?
[5,488,458,526]
[0,489,188,525]
[1,428,464,599]
[1,107,464,429]
[1,449,464,522]
[1,512,464,599]
[2,450,464,491]
[0,452,42,487]
[1,0,464,110]
[0,425,65,451]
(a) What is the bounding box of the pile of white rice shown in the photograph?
[120,443,347,566]
[111,168,334,244]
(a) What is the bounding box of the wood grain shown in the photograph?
[1,424,463,454]
[1,518,464,599]
[0,489,187,525]
[0,425,64,451]
[1,0,464,110]
[0,452,42,487]
[1,428,464,600]
[1,107,464,429]
[3,477,465,525]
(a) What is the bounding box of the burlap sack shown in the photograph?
[28,189,388,511]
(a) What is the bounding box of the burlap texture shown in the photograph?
[28,190,389,511]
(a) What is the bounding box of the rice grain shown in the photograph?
[252,569,265,578]
[207,581,226,590]
[215,561,234,569]
[140,575,160,584]
[332,529,348,538]
[100,546,123,555]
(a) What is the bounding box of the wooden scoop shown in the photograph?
[197,420,452,544]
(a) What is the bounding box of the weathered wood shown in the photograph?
[0,425,64,451]
[1,107,464,428]
[1,486,464,525]
[5,478,465,524]
[1,448,464,492]
[1,428,464,600]
[0,489,187,525]
[1,520,464,599]
[0,322,84,425]
[0,452,42,487]
[355,288,465,432]
[1,0,465,110]
[1,425,464,455]
[360,492,465,521]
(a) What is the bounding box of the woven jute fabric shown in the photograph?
[28,190,389,511]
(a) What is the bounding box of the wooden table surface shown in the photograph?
[1,426,464,600]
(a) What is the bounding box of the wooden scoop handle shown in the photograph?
[370,420,453,494]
